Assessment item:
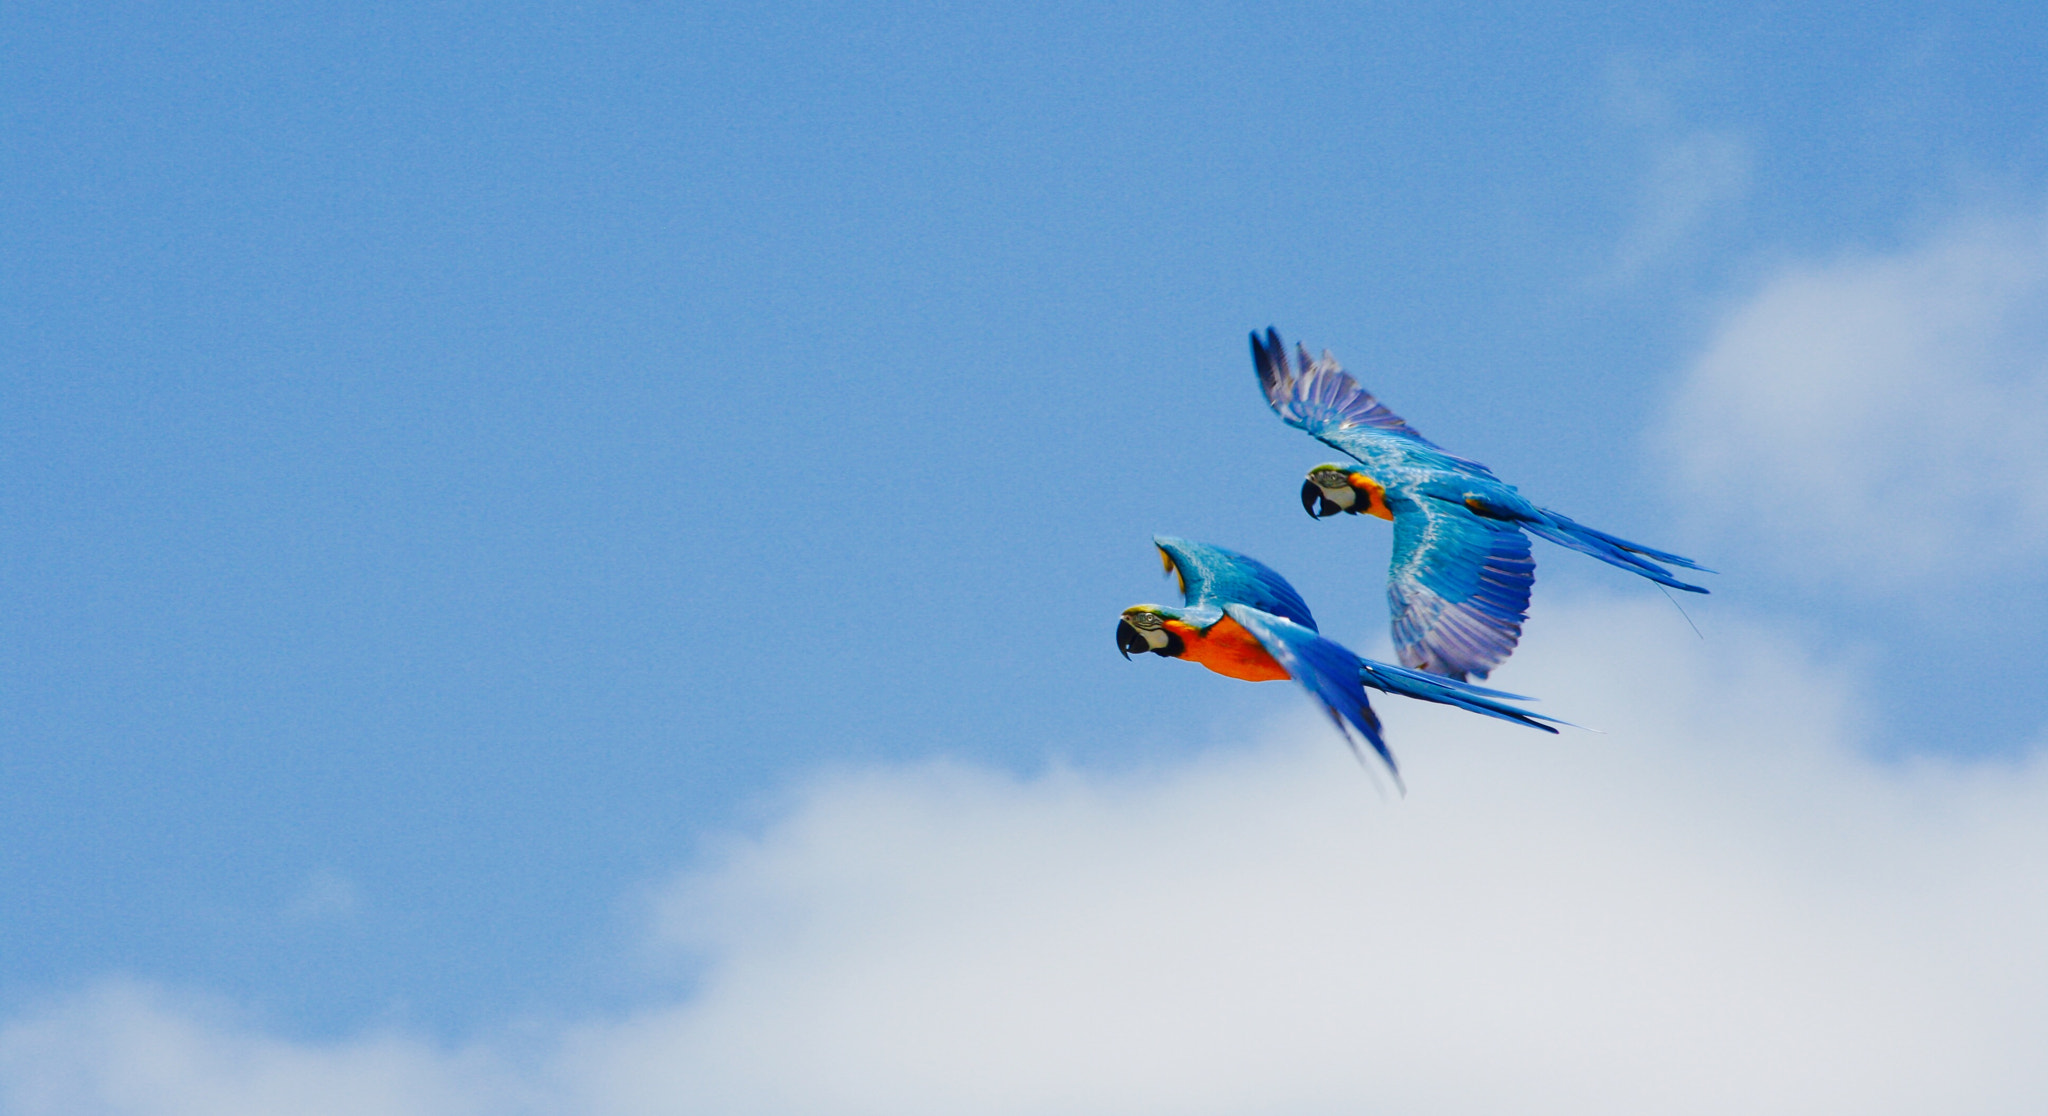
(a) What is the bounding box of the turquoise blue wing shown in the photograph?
[1153,536,1317,631]
[1386,496,1534,681]
[1251,328,1495,477]
[1224,603,1400,787]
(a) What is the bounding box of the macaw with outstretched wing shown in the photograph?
[1253,328,1711,681]
[1117,537,1565,788]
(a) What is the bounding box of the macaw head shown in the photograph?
[1116,605,1187,659]
[1301,464,1394,521]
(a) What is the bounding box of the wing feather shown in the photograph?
[1251,328,1495,476]
[1154,536,1318,630]
[1223,604,1398,785]
[1386,497,1534,681]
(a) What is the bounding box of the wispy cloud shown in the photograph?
[0,982,517,1116]
[1605,58,1752,281]
[282,870,361,925]
[1661,209,2048,587]
[1614,129,1750,279]
[6,598,2047,1114]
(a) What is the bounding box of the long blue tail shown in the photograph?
[1358,659,1566,734]
[1522,509,1712,593]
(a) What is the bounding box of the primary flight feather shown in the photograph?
[1253,328,1711,681]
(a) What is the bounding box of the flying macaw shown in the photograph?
[1252,328,1711,682]
[1117,536,1565,788]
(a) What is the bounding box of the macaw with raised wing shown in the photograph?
[1117,536,1564,788]
[1252,328,1711,682]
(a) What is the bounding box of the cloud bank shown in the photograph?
[6,598,2047,1115]
[1662,210,2048,587]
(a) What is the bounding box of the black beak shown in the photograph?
[1301,479,1342,519]
[1116,619,1148,659]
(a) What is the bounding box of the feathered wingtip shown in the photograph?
[1249,326,1437,446]
[1250,327,1289,405]
[1249,328,1330,406]
[1331,705,1405,796]
[1296,342,1341,379]
[1224,603,1404,786]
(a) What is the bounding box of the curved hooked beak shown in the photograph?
[1116,619,1149,659]
[1302,478,1344,519]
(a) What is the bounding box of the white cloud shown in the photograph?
[7,599,2048,1115]
[1614,129,1751,279]
[0,982,517,1116]
[1661,211,2048,586]
[1604,57,1752,279]
[282,870,360,924]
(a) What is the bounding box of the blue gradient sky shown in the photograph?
[5,0,2047,1050]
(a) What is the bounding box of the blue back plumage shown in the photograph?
[1152,536,1317,630]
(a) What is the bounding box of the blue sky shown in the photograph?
[5,3,2048,1110]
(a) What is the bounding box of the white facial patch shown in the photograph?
[1124,611,1172,650]
[1311,471,1357,508]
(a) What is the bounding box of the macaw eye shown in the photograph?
[1312,470,1349,490]
[1125,611,1163,630]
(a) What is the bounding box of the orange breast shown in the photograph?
[1164,616,1291,682]
[1347,474,1395,520]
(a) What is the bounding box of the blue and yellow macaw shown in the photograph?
[1252,328,1712,681]
[1117,537,1564,787]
